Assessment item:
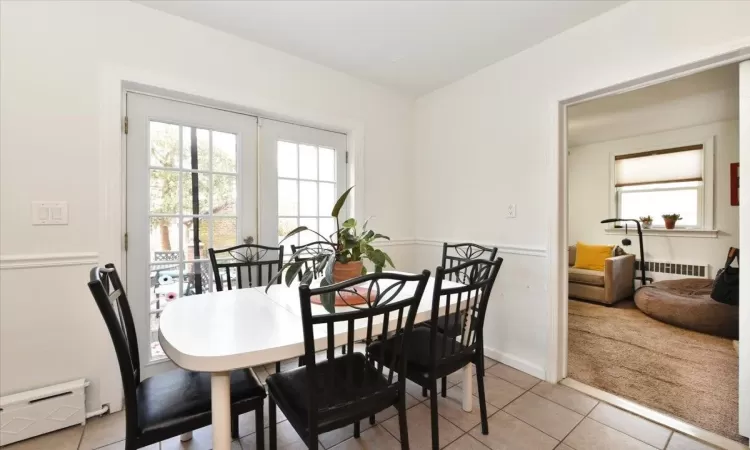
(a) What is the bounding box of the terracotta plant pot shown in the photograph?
[332,261,364,283]
[663,218,677,229]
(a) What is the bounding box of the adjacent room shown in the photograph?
[566,64,743,442]
[1,2,749,450]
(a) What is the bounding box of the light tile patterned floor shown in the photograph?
[5,357,721,450]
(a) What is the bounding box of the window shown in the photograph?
[614,144,711,230]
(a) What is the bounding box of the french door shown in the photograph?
[126,95,348,367]
[126,93,257,364]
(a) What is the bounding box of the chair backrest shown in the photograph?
[441,243,498,283]
[208,244,284,290]
[298,271,431,430]
[88,264,140,435]
[430,258,503,367]
[291,241,336,280]
[185,260,212,295]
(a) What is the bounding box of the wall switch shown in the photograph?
[507,204,517,218]
[32,201,68,225]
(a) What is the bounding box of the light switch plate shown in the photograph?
[32,201,68,225]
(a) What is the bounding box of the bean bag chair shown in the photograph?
[634,279,739,339]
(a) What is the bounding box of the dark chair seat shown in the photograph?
[266,353,395,432]
[137,368,265,435]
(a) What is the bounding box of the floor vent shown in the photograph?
[636,260,710,279]
[0,379,86,446]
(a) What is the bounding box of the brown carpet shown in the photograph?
[568,299,746,443]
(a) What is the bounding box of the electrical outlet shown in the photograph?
[507,204,517,218]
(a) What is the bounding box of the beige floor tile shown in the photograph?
[563,418,657,450]
[471,374,526,409]
[555,444,575,450]
[161,426,242,450]
[530,382,598,415]
[240,421,323,449]
[79,411,126,450]
[484,357,499,370]
[503,392,583,440]
[236,401,288,437]
[486,364,540,389]
[442,434,491,450]
[666,433,717,450]
[469,410,558,450]
[329,425,402,450]
[589,403,671,449]
[95,440,158,450]
[381,403,463,449]
[435,386,498,431]
[319,419,373,449]
[2,424,83,450]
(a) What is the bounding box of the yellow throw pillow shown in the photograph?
[573,242,613,272]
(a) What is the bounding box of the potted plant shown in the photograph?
[269,186,394,312]
[639,216,653,229]
[661,213,682,230]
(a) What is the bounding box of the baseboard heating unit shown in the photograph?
[636,259,711,281]
[0,379,87,446]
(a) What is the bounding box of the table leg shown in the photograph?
[462,364,473,412]
[211,372,232,450]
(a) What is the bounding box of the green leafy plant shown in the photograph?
[661,214,683,220]
[267,186,394,312]
[639,215,653,223]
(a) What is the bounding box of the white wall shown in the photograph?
[569,120,739,275]
[0,1,415,411]
[414,1,750,378]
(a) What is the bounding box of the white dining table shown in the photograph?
[158,275,474,450]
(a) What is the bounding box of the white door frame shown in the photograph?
[548,46,750,437]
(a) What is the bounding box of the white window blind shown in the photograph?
[614,145,703,187]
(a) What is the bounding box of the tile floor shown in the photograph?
[5,357,721,450]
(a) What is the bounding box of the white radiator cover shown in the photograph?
[0,379,87,446]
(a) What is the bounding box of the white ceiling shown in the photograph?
[135,0,625,96]
[568,64,739,147]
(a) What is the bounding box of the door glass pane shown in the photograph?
[278,179,298,216]
[299,181,318,216]
[319,147,335,182]
[149,217,180,262]
[319,182,335,216]
[299,144,318,180]
[183,261,212,296]
[150,170,179,214]
[319,218,336,241]
[213,175,237,215]
[212,131,237,173]
[278,217,299,253]
[213,217,238,249]
[149,122,180,168]
[182,217,209,260]
[182,173,210,215]
[299,217,318,245]
[277,141,298,178]
[182,127,210,171]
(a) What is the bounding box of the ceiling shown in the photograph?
[135,1,625,96]
[568,64,739,147]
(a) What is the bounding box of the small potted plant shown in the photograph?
[661,213,682,230]
[639,216,653,229]
[270,186,394,312]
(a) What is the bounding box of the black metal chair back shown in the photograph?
[441,242,498,283]
[430,258,503,371]
[291,241,336,280]
[297,271,430,434]
[208,244,283,290]
[88,264,140,440]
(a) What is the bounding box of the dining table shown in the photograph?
[158,274,475,450]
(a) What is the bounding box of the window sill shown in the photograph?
[605,228,719,238]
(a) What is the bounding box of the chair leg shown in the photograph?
[476,364,489,435]
[441,376,447,398]
[275,360,281,373]
[429,378,439,450]
[255,404,265,449]
[341,344,346,355]
[269,396,277,450]
[397,391,410,449]
[298,356,304,367]
[369,414,376,425]
[308,431,319,449]
[353,420,360,438]
[231,413,239,439]
[421,386,427,398]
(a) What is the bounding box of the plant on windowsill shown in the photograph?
[661,213,682,230]
[639,216,653,229]
[267,186,394,313]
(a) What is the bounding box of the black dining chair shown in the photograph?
[266,271,431,450]
[88,264,266,449]
[368,258,503,450]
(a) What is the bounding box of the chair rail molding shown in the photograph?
[0,252,99,270]
[413,239,547,258]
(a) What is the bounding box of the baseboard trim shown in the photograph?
[376,239,417,247]
[0,252,99,270]
[414,239,547,258]
[561,378,747,450]
[483,346,546,380]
